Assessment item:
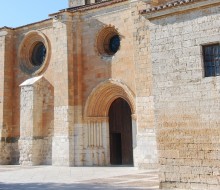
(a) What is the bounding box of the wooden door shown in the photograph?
[109,98,133,165]
[110,133,122,164]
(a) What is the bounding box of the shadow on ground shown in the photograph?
[0,182,156,190]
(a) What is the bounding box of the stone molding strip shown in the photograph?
[141,0,220,19]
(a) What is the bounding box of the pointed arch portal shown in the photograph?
[84,80,136,166]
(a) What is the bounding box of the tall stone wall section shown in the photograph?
[130,0,158,169]
[0,29,19,164]
[52,14,75,166]
[70,14,84,166]
[80,1,144,167]
[149,4,220,189]
[12,20,53,141]
[0,30,8,164]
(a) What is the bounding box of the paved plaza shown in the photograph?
[0,166,159,190]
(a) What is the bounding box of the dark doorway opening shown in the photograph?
[110,133,122,164]
[109,98,133,165]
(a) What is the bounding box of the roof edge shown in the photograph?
[14,18,53,30]
[0,26,14,31]
[141,0,220,19]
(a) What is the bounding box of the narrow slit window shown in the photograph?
[203,44,220,77]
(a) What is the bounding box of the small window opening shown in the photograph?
[31,42,46,67]
[203,44,220,77]
[109,35,120,54]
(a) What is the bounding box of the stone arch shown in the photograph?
[84,79,135,118]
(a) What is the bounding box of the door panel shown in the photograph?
[110,133,122,165]
[109,98,133,165]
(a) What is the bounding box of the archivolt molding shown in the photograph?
[18,30,51,75]
[95,25,120,56]
[84,79,136,118]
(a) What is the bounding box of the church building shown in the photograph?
[0,0,220,189]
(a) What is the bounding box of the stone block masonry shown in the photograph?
[130,0,158,169]
[2,0,220,189]
[19,76,53,165]
[146,1,220,189]
[0,0,158,169]
[0,28,15,165]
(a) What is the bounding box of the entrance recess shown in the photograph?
[109,98,133,165]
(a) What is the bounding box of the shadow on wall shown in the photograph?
[0,182,155,190]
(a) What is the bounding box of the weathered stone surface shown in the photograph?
[147,0,220,188]
[1,0,220,189]
[19,76,53,165]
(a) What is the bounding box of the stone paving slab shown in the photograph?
[0,166,159,190]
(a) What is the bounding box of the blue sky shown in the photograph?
[0,0,68,28]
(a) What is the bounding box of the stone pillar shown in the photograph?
[102,118,110,165]
[52,106,74,166]
[130,0,158,169]
[19,76,44,165]
[51,13,75,166]
[0,29,15,164]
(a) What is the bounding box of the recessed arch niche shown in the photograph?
[84,79,135,118]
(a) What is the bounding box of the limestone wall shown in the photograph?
[0,140,19,165]
[65,0,158,168]
[79,2,136,166]
[81,2,136,103]
[19,76,54,165]
[51,14,75,166]
[12,17,73,166]
[0,0,159,168]
[149,3,220,189]
[0,29,15,164]
[130,1,158,169]
[13,20,54,140]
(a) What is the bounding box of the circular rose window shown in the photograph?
[19,31,50,75]
[96,26,121,56]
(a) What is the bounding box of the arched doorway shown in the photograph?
[109,98,133,165]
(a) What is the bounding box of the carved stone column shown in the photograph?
[84,117,109,166]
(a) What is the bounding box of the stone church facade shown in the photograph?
[0,0,220,189]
